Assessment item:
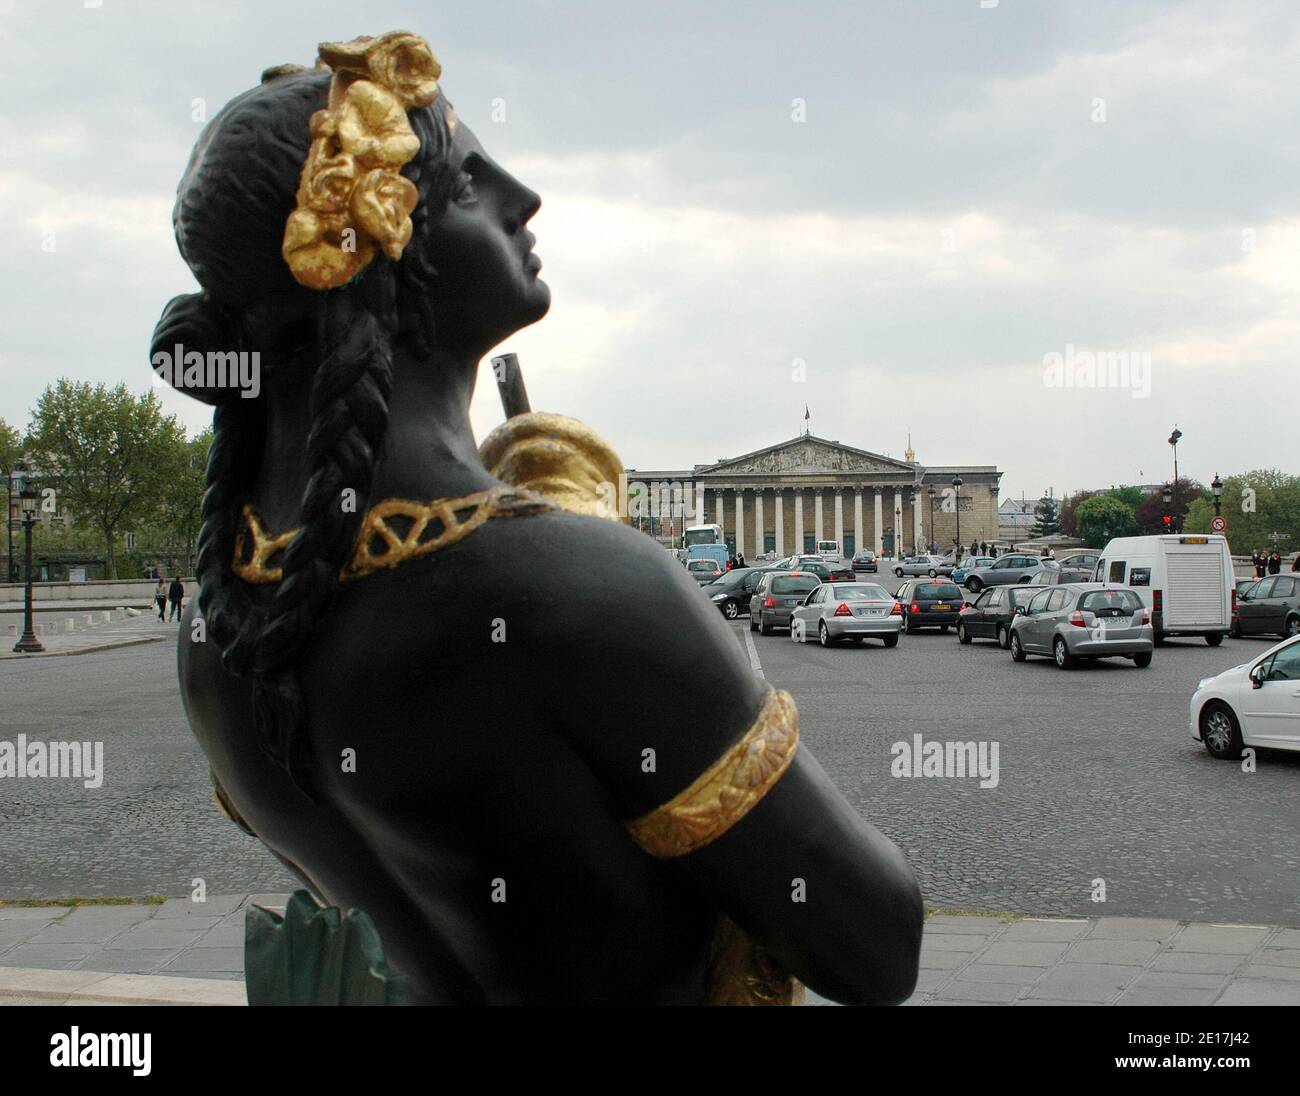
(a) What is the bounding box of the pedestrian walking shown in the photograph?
[1291,553,1300,572]
[168,576,185,621]
[154,578,167,621]
[1268,550,1282,575]
[736,552,746,569]
[979,541,987,556]
[1253,550,1267,578]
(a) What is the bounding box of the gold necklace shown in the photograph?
[232,484,555,585]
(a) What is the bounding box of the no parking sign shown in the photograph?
[1210,515,1227,532]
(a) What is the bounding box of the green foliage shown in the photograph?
[1031,495,1061,537]
[1183,470,1300,557]
[1073,494,1137,546]
[0,417,22,477]
[24,380,188,578]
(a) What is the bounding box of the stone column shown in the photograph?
[695,482,705,528]
[834,489,844,549]
[854,489,864,555]
[794,491,804,552]
[874,488,884,557]
[735,490,745,559]
[754,489,764,559]
[892,488,902,557]
[774,490,785,558]
[814,489,824,543]
[913,492,922,553]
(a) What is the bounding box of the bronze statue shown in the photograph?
[160,31,922,1004]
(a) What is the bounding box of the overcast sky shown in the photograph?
[3,0,1297,503]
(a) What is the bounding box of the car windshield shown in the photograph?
[1079,590,1143,613]
[831,585,890,601]
[917,583,962,600]
[773,576,821,594]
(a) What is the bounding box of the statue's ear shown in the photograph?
[350,170,419,260]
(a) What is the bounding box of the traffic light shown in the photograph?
[1162,515,1172,528]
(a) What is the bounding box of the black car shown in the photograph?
[852,550,878,573]
[957,584,1050,648]
[1232,574,1300,638]
[794,560,856,584]
[702,567,763,620]
[896,579,965,633]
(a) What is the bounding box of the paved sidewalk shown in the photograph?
[3,898,1299,1004]
[0,610,172,658]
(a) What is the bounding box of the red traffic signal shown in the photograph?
[1162,515,1172,527]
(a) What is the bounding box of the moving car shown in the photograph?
[816,539,841,562]
[750,571,823,635]
[893,555,953,578]
[1092,534,1233,646]
[789,582,902,647]
[951,556,994,585]
[1191,633,1300,758]
[895,579,965,633]
[962,553,1057,593]
[793,559,856,584]
[686,558,724,584]
[957,584,1049,648]
[1232,574,1300,639]
[703,567,763,620]
[851,549,878,573]
[1056,551,1100,584]
[1008,584,1153,669]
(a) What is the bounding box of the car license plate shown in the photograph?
[932,602,949,611]
[864,608,885,616]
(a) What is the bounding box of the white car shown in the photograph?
[1190,634,1300,758]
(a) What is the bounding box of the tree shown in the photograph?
[0,417,21,478]
[154,428,212,575]
[25,380,186,579]
[1073,494,1137,547]
[1032,495,1061,537]
[1058,490,1097,537]
[1134,478,1203,534]
[1183,470,1300,556]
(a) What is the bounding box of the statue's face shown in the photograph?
[421,117,550,354]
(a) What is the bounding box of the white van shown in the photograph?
[816,539,840,562]
[1092,534,1233,646]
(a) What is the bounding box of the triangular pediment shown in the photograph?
[699,435,915,476]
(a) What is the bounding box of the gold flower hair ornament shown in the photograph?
[281,31,447,290]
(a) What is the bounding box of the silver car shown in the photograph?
[963,553,1059,592]
[892,554,953,578]
[1009,584,1153,668]
[789,582,902,648]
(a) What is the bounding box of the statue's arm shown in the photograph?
[549,531,923,1004]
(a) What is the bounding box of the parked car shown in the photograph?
[1008,584,1153,668]
[1232,574,1300,639]
[893,555,953,578]
[1093,534,1233,646]
[957,584,1049,648]
[1191,633,1300,758]
[895,579,965,633]
[951,556,995,585]
[686,558,724,584]
[789,582,902,647]
[1056,551,1100,584]
[750,571,823,635]
[851,549,878,573]
[703,567,763,620]
[963,553,1057,593]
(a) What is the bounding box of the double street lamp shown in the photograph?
[952,474,964,556]
[12,467,44,654]
[1168,427,1182,532]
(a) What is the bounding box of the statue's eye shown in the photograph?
[454,171,477,205]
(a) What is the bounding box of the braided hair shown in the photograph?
[153,70,455,798]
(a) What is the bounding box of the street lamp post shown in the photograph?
[952,475,964,556]
[1161,482,1172,532]
[13,477,44,654]
[1168,428,1182,532]
[927,486,936,553]
[1212,473,1223,518]
[894,505,902,559]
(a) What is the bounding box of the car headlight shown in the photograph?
[711,593,726,600]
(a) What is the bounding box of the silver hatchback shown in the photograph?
[750,571,823,635]
[1009,584,1153,668]
[789,582,902,647]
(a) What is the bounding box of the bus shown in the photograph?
[684,524,729,570]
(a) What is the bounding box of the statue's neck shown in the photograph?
[252,344,499,529]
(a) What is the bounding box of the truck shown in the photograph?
[683,523,730,571]
[1092,534,1233,646]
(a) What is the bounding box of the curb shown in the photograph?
[0,636,167,660]
[0,966,245,1006]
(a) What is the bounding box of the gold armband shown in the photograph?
[627,688,799,859]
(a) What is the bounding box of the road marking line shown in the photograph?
[743,624,765,679]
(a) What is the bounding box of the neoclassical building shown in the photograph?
[625,433,1002,559]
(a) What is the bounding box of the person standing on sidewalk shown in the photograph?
[168,576,185,622]
[155,578,167,621]
[1268,549,1282,575]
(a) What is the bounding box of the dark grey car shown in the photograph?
[750,571,822,635]
[1233,574,1300,638]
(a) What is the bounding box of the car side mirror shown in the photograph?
[1014,606,1026,616]
[1250,667,1264,689]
